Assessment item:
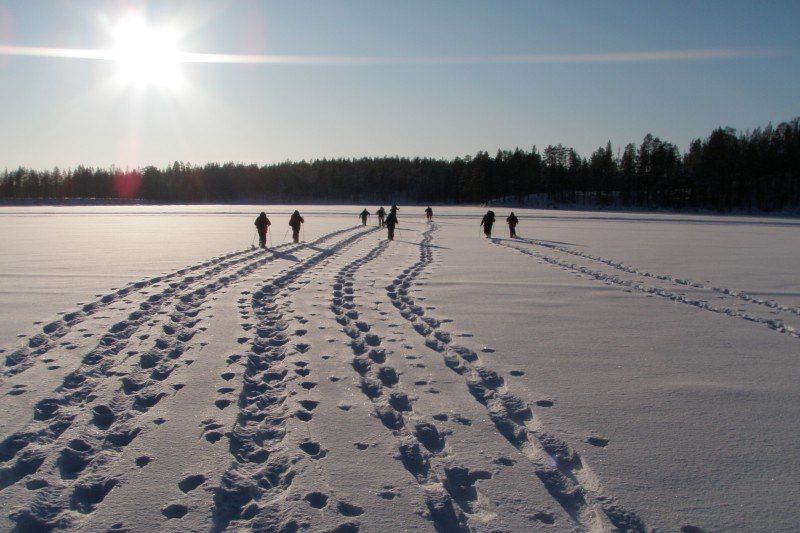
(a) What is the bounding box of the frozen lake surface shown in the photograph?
[0,205,798,531]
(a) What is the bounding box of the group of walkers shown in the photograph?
[253,205,521,249]
[254,209,304,248]
[480,210,519,238]
[361,204,402,239]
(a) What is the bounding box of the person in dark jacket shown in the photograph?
[390,204,399,215]
[376,206,386,227]
[425,206,433,221]
[359,208,370,226]
[254,211,271,248]
[506,212,519,238]
[480,210,496,238]
[385,210,399,241]
[289,210,304,243]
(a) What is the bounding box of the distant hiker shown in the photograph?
[425,206,433,221]
[507,212,519,238]
[376,206,386,227]
[480,210,496,238]
[359,208,370,226]
[289,210,305,243]
[385,210,399,241]
[254,211,271,248]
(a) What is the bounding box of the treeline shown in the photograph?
[2,117,799,211]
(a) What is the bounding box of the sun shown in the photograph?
[111,14,183,89]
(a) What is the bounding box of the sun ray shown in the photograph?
[0,44,781,67]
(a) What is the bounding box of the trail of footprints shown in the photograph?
[1,244,288,381]
[212,227,377,531]
[2,225,363,383]
[331,239,497,532]
[493,237,800,339]
[519,236,800,317]
[0,226,366,530]
[387,223,647,532]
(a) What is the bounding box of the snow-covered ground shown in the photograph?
[0,205,797,532]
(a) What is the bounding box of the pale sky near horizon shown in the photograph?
[0,0,798,170]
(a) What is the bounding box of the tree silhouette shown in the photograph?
[2,117,798,212]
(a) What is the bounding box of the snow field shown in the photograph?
[0,206,797,532]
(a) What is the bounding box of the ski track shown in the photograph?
[387,223,647,532]
[0,241,299,381]
[330,238,503,532]
[516,237,800,317]
[0,226,364,531]
[212,226,377,531]
[492,238,799,340]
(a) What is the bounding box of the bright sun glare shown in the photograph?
[112,14,182,89]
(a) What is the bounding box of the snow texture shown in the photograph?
[0,205,798,532]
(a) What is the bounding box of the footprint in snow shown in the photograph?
[304,491,329,509]
[337,502,364,517]
[178,474,207,493]
[299,441,326,458]
[26,479,48,490]
[162,503,188,519]
[205,431,224,443]
[299,400,319,411]
[529,511,555,524]
[587,436,609,447]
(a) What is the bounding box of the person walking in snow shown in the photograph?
[254,211,271,248]
[385,210,399,241]
[376,206,386,227]
[359,208,370,226]
[506,212,519,238]
[425,206,433,221]
[480,210,496,238]
[390,204,399,215]
[289,210,305,243]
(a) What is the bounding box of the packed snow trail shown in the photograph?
[212,226,378,530]
[328,239,490,532]
[491,237,800,339]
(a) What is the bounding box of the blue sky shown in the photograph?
[0,0,798,169]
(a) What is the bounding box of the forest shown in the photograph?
[2,117,798,212]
